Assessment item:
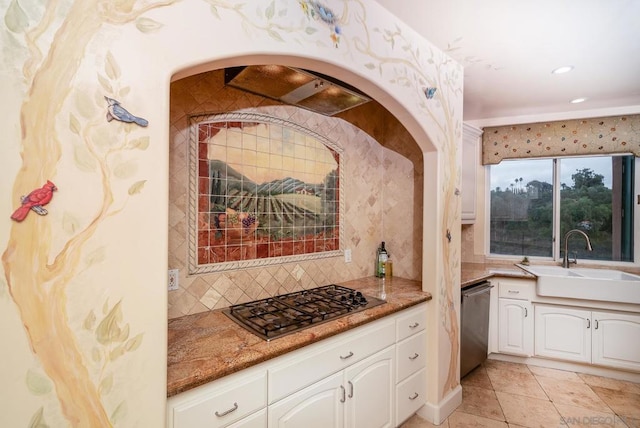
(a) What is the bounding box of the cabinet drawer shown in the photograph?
[498,279,534,300]
[269,317,395,403]
[396,303,427,342]
[396,368,427,426]
[396,330,427,382]
[168,370,267,428]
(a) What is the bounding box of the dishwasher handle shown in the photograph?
[462,283,493,298]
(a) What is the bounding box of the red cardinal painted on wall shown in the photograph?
[10,180,57,222]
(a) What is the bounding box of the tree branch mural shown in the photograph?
[1,1,174,425]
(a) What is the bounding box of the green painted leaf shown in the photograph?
[364,63,376,70]
[75,90,95,119]
[4,0,28,33]
[73,142,97,172]
[109,345,125,362]
[113,160,138,179]
[119,86,131,98]
[97,74,113,93]
[85,246,106,267]
[125,333,144,352]
[135,17,163,33]
[102,298,110,315]
[69,113,81,135]
[83,310,96,330]
[305,26,317,35]
[117,323,130,343]
[110,401,127,425]
[28,407,49,428]
[127,136,150,150]
[92,347,102,363]
[128,180,147,196]
[209,5,220,19]
[99,373,113,395]
[96,301,123,345]
[265,0,275,19]
[105,51,121,80]
[26,369,52,396]
[268,29,283,42]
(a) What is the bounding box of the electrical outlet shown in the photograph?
[168,269,179,291]
[344,248,352,263]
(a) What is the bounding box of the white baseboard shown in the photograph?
[488,353,640,383]
[416,384,462,426]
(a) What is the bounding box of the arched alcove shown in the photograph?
[168,59,431,317]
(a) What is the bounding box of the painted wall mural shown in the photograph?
[188,113,343,273]
[0,0,462,425]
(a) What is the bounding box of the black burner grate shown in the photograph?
[222,284,385,341]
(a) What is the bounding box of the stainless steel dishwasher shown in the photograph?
[460,281,493,378]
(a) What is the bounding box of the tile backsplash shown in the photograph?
[168,69,422,319]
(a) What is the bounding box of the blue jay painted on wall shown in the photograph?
[105,96,149,127]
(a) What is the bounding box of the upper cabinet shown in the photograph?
[462,124,483,223]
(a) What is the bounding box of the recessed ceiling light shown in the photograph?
[571,97,587,104]
[552,66,574,74]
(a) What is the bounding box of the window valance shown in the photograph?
[482,114,640,165]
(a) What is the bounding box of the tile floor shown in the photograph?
[401,360,640,428]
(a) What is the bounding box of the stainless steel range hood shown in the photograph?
[224,65,371,116]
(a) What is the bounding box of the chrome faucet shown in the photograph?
[562,229,593,268]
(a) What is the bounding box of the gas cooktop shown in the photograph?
[222,284,385,341]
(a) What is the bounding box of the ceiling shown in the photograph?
[373,0,640,124]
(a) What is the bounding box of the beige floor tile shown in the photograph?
[462,366,493,390]
[400,413,447,428]
[458,385,506,422]
[483,360,531,374]
[495,391,563,428]
[448,410,508,428]
[528,365,584,383]
[553,402,620,428]
[486,367,548,399]
[621,416,640,428]
[591,386,640,419]
[578,373,640,395]
[536,375,611,413]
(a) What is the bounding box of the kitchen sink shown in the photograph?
[517,264,640,304]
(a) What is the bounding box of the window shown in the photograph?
[489,155,636,263]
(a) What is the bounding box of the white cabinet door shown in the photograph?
[227,409,267,428]
[344,346,395,428]
[461,124,482,223]
[268,371,344,428]
[498,298,533,356]
[592,311,640,372]
[534,305,591,363]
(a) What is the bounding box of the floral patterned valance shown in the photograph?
[482,114,640,165]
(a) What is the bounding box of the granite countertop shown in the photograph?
[167,276,431,397]
[461,262,534,288]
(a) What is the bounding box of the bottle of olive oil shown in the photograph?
[376,241,388,277]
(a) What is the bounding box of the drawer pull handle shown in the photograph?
[508,290,520,294]
[215,402,238,417]
[348,381,354,398]
[409,392,419,400]
[409,353,419,360]
[340,351,354,360]
[409,322,420,329]
[524,308,528,318]
[340,385,346,403]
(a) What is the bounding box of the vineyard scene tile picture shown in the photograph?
[192,116,341,270]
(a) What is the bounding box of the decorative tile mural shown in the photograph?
[188,112,343,274]
[482,114,640,165]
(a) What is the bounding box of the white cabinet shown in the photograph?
[592,311,640,372]
[495,278,535,357]
[169,303,428,428]
[534,305,591,363]
[461,123,483,223]
[534,305,640,371]
[394,305,427,426]
[498,298,533,356]
[167,367,267,428]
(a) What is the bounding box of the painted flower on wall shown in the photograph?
[300,0,342,47]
